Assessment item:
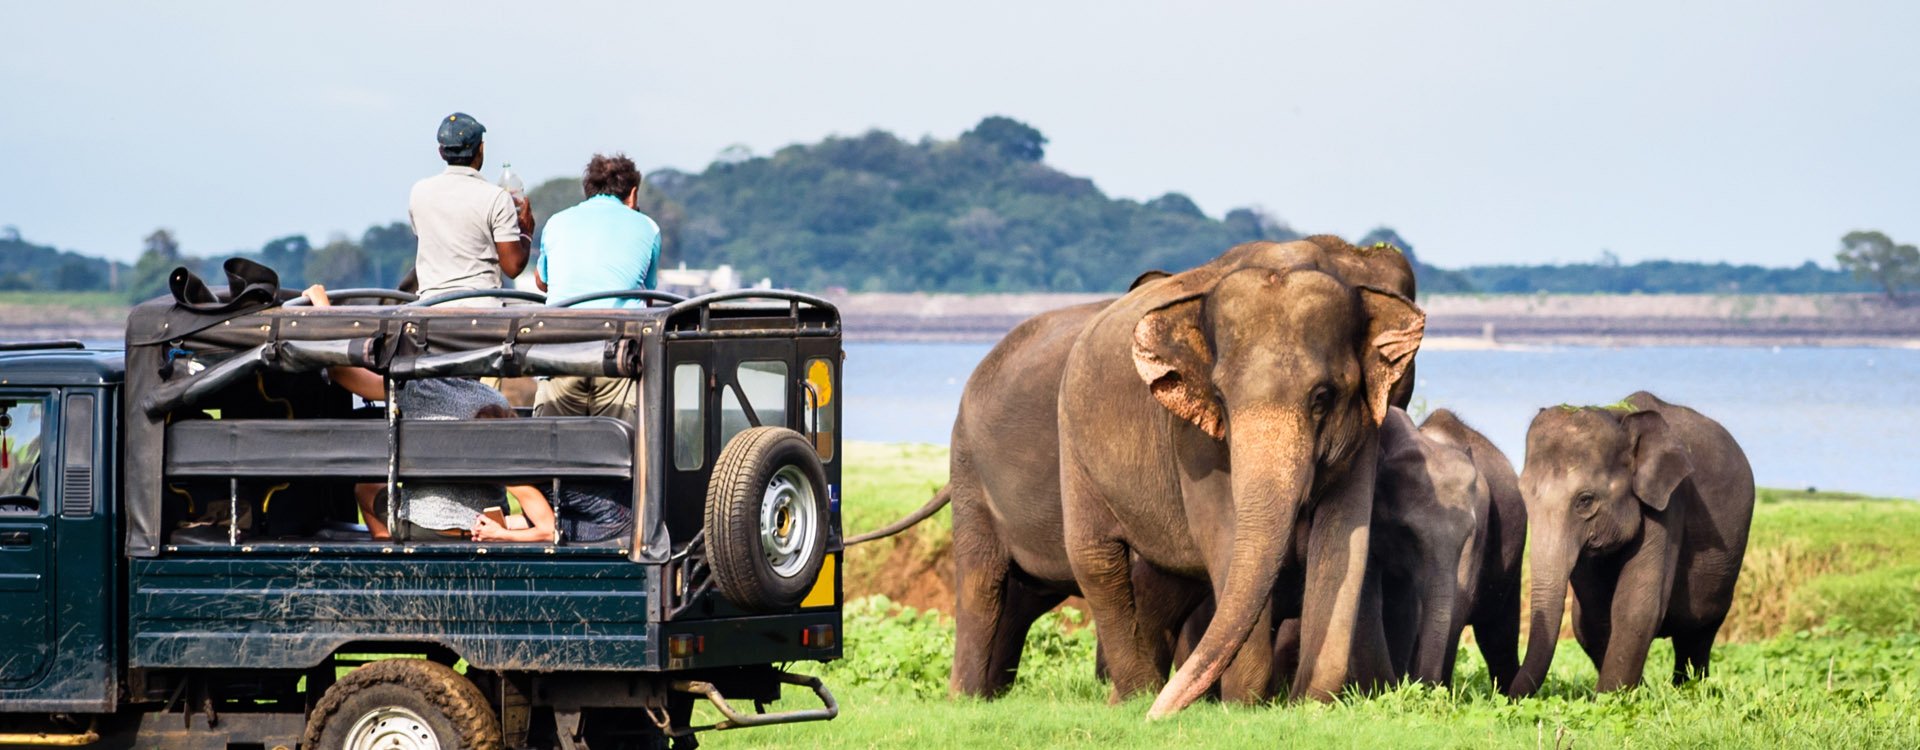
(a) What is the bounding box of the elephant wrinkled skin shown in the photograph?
[1419,408,1527,692]
[1058,241,1424,717]
[1507,392,1755,697]
[933,239,1417,703]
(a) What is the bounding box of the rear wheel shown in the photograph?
[306,659,502,750]
[706,427,831,611]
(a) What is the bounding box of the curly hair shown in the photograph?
[582,153,642,199]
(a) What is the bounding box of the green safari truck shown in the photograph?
[0,278,845,749]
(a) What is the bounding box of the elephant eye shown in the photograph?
[1574,491,1597,512]
[1308,385,1332,420]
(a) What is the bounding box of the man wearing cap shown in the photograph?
[409,112,536,305]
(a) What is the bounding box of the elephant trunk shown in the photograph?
[1148,410,1308,719]
[1507,521,1578,697]
[1408,559,1459,685]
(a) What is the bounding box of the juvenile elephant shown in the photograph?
[1059,242,1425,717]
[1372,407,1490,686]
[1259,408,1514,692]
[1419,409,1527,692]
[1506,392,1754,696]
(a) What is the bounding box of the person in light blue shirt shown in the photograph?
[534,153,662,308]
[533,153,661,420]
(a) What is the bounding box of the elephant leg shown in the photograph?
[1218,604,1276,703]
[950,481,1019,698]
[1132,560,1206,681]
[1292,472,1382,701]
[983,570,1067,691]
[1470,583,1522,693]
[1671,622,1718,685]
[1569,573,1612,671]
[1377,563,1417,682]
[1062,479,1161,702]
[1269,617,1301,698]
[1595,541,1674,693]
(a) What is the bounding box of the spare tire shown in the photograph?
[705,426,831,612]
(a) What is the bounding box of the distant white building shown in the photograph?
[658,263,773,298]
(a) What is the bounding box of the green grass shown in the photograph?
[732,444,1920,748]
[707,608,1920,748]
[0,290,126,308]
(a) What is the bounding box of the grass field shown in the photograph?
[700,442,1920,748]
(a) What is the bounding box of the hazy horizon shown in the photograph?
[4,1,1916,269]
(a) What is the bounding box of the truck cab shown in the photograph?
[0,280,844,749]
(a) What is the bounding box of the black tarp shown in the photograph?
[123,286,662,558]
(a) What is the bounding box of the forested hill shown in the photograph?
[0,116,1888,299]
[542,116,1305,293]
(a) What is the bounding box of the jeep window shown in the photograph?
[805,358,835,461]
[0,397,48,515]
[673,363,704,471]
[720,360,789,447]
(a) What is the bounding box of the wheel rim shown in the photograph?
[760,465,819,579]
[343,706,441,750]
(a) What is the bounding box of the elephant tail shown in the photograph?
[846,485,951,545]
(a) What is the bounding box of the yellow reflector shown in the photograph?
[806,360,834,407]
[801,553,836,608]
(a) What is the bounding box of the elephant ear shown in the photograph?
[1132,293,1223,440]
[1624,410,1692,511]
[1357,286,1425,426]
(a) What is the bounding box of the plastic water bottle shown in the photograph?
[499,164,525,198]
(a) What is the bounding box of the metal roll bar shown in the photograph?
[550,289,687,308]
[281,289,420,307]
[663,289,836,316]
[408,289,548,307]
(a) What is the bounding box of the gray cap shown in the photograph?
[436,112,485,157]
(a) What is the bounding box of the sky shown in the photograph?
[3,1,1917,269]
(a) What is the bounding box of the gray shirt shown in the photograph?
[409,166,520,306]
[395,379,512,530]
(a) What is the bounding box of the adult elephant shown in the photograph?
[1419,409,1527,692]
[1058,241,1425,717]
[1506,392,1754,697]
[861,238,1418,702]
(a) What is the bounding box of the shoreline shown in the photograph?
[5,291,1919,348]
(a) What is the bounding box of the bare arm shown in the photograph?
[301,284,389,401]
[496,239,529,279]
[473,485,557,542]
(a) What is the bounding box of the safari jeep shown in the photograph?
[0,275,844,749]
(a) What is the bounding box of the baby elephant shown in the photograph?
[1507,392,1754,697]
[1372,407,1491,687]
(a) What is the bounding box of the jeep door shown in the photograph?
[0,392,54,688]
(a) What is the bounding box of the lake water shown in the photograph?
[843,343,1920,500]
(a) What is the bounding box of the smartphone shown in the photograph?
[482,506,506,526]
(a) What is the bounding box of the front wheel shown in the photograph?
[705,427,832,612]
[305,659,503,750]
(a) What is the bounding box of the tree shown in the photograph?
[1835,230,1920,303]
[257,235,311,278]
[359,222,416,288]
[961,116,1048,162]
[126,228,185,301]
[305,237,373,288]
